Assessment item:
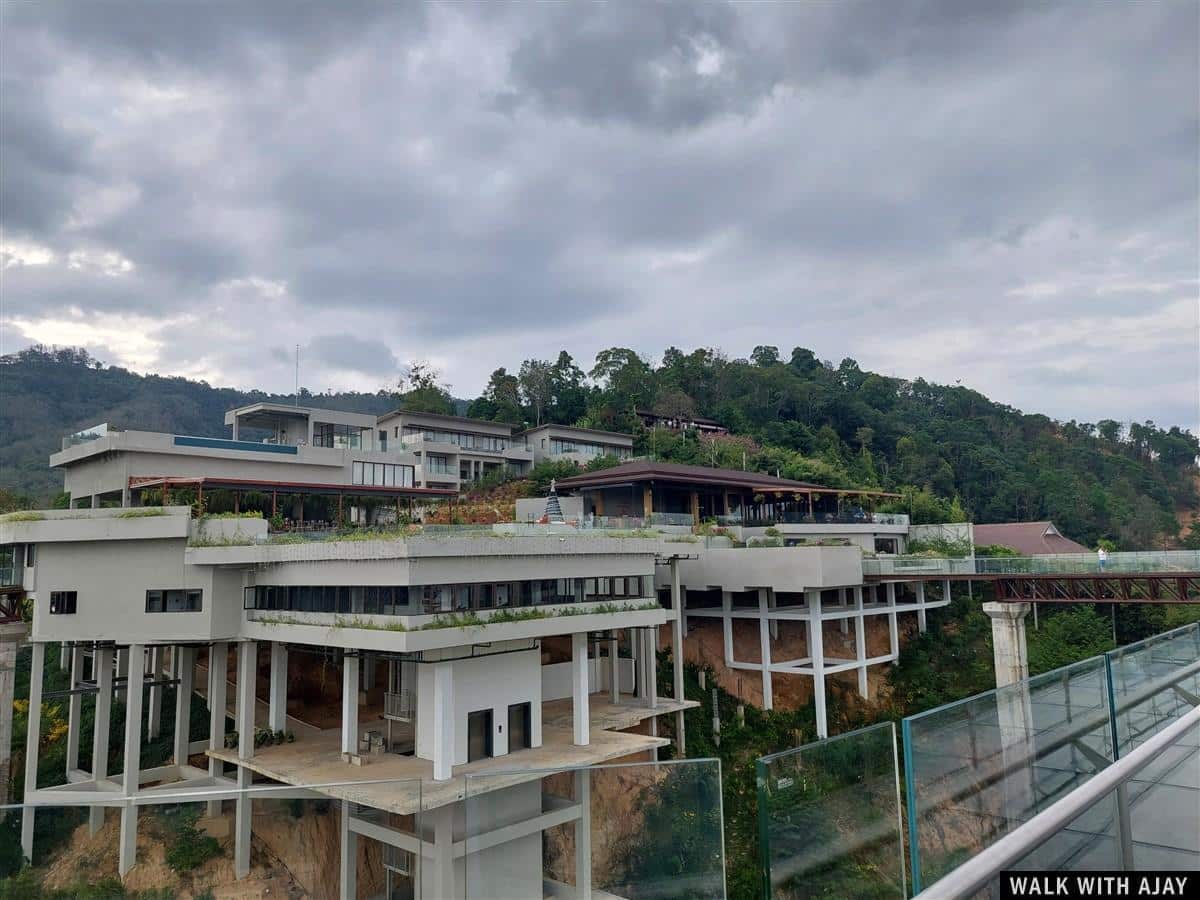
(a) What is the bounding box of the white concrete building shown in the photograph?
[3,507,693,898]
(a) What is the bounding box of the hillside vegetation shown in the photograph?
[3,344,1197,548]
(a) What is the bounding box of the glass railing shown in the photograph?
[903,655,1115,892]
[60,422,111,450]
[757,721,906,898]
[863,550,1200,578]
[905,621,1200,895]
[462,759,726,899]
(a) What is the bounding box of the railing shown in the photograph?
[863,549,1200,578]
[587,513,695,529]
[716,511,909,527]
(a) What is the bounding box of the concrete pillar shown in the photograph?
[235,767,252,879]
[342,653,360,758]
[119,644,145,877]
[807,592,828,739]
[20,642,45,864]
[89,646,114,835]
[575,769,592,898]
[432,662,454,781]
[173,646,194,766]
[645,628,657,710]
[670,561,686,755]
[268,642,288,733]
[608,630,620,704]
[721,591,733,667]
[642,486,653,519]
[758,588,773,711]
[572,632,590,746]
[237,642,256,760]
[0,624,26,812]
[916,582,928,633]
[984,602,1032,687]
[234,642,256,882]
[207,642,228,817]
[886,582,899,659]
[432,804,455,899]
[147,646,163,740]
[854,586,869,698]
[66,645,85,775]
[340,799,357,899]
[838,588,849,635]
[680,585,688,637]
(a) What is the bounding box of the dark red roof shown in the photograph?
[973,522,1091,555]
[555,460,897,496]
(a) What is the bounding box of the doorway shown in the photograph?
[508,702,531,753]
[467,709,493,762]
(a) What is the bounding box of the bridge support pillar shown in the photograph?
[984,601,1031,687]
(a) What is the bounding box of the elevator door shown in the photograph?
[508,702,531,752]
[467,709,493,762]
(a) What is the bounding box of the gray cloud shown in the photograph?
[1,1,1196,431]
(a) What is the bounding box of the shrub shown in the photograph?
[163,807,222,874]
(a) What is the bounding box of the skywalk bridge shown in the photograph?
[863,550,1200,604]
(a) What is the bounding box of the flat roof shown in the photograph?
[378,409,516,433]
[555,460,900,496]
[518,424,634,442]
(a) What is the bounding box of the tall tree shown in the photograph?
[518,359,555,426]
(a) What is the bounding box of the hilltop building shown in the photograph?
[973,521,1091,555]
[5,403,967,897]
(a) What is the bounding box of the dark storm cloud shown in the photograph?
[1,1,1195,430]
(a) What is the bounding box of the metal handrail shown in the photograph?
[915,702,1200,898]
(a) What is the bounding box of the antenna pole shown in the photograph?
[295,344,300,406]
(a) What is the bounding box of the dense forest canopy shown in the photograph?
[2,344,1197,548]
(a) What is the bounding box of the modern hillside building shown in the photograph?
[4,405,970,897]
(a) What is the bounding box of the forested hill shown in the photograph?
[2,344,1197,549]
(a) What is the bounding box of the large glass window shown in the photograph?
[549,438,630,459]
[146,589,202,613]
[245,575,647,617]
[401,426,507,453]
[352,461,415,487]
[313,422,363,449]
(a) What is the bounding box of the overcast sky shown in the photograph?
[2,2,1197,430]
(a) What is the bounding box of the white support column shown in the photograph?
[89,646,114,835]
[943,578,952,607]
[236,642,257,759]
[20,642,45,864]
[234,767,252,879]
[984,602,1032,687]
[608,630,620,704]
[340,800,357,899]
[838,588,849,635]
[572,632,590,746]
[268,642,288,733]
[432,804,455,899]
[173,646,194,766]
[66,645,84,775]
[807,592,828,739]
[146,646,163,740]
[916,582,928,633]
[119,644,145,877]
[432,662,454,781]
[645,627,657,709]
[575,769,592,899]
[721,591,733,667]
[234,641,256,882]
[670,561,686,756]
[680,585,688,637]
[207,642,228,817]
[854,587,869,698]
[341,653,360,758]
[0,625,26,825]
[758,588,773,711]
[886,582,899,659]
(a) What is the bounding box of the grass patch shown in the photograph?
[0,511,43,523]
[114,508,167,518]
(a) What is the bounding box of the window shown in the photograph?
[313,422,363,449]
[378,430,387,452]
[49,591,77,615]
[146,589,202,613]
[352,461,414,487]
